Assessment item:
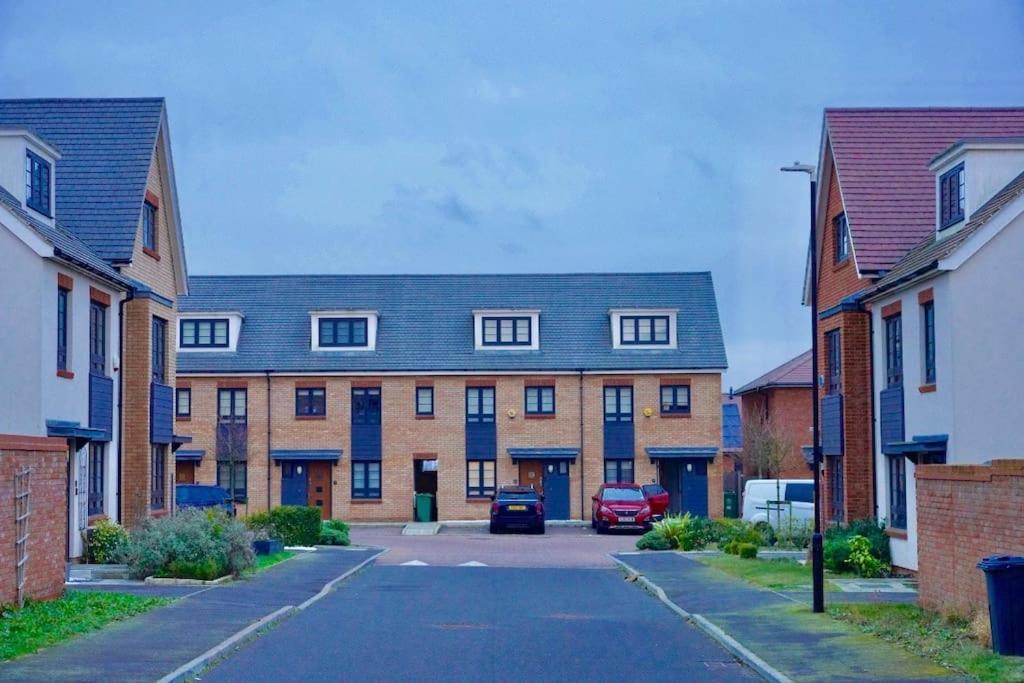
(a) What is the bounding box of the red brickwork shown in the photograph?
[916,460,1024,616]
[176,373,724,522]
[739,387,812,479]
[0,436,68,605]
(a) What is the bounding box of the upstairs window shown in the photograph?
[319,317,368,348]
[660,385,690,414]
[57,286,70,371]
[482,316,531,346]
[218,388,247,423]
[939,163,965,229]
[604,386,633,423]
[151,317,167,384]
[922,301,936,385]
[466,386,496,424]
[89,301,107,375]
[180,319,229,348]
[525,386,555,415]
[620,316,670,345]
[142,201,157,250]
[826,329,841,394]
[885,314,903,388]
[296,387,326,417]
[416,387,434,416]
[833,213,849,263]
[176,388,191,417]
[26,150,50,215]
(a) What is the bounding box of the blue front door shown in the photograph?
[281,462,308,506]
[542,461,570,520]
[681,459,708,517]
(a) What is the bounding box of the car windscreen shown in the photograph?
[602,487,645,502]
[784,483,814,503]
[498,491,537,501]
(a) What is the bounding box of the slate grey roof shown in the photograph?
[0,98,164,263]
[0,183,130,288]
[868,168,1024,297]
[177,273,727,374]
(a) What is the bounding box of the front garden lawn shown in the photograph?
[695,554,849,591]
[831,603,1024,683]
[0,591,171,661]
[250,550,296,574]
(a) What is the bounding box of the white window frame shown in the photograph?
[609,308,678,349]
[311,310,379,351]
[472,309,540,351]
[176,312,244,352]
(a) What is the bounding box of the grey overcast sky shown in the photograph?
[2,1,1023,387]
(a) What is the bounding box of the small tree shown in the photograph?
[740,407,795,529]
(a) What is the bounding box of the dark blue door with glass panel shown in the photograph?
[281,462,309,506]
[681,459,708,517]
[542,461,571,520]
[603,386,634,457]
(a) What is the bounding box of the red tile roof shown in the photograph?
[735,350,812,395]
[825,108,1024,272]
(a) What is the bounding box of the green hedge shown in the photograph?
[319,519,351,546]
[126,508,254,580]
[246,506,322,546]
[824,518,890,573]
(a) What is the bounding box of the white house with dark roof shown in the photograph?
[863,138,1024,570]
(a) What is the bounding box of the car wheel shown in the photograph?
[535,524,546,535]
[595,520,605,535]
[591,515,596,529]
[489,522,501,534]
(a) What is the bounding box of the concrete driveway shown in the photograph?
[350,524,643,567]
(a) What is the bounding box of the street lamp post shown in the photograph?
[781,162,824,614]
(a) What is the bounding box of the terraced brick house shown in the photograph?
[805,108,1024,553]
[0,99,190,559]
[174,273,728,522]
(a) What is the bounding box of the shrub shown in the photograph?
[246,506,322,546]
[689,516,720,549]
[723,541,739,555]
[824,518,890,572]
[126,508,255,580]
[319,519,351,546]
[737,543,758,559]
[849,535,889,578]
[636,530,673,551]
[824,536,853,572]
[87,519,129,564]
[652,513,708,551]
[754,520,777,547]
[776,520,813,550]
[714,518,761,548]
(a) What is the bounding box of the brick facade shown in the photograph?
[0,436,68,605]
[916,460,1024,616]
[739,387,813,479]
[176,372,723,522]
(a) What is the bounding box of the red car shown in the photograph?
[641,483,670,519]
[591,484,654,534]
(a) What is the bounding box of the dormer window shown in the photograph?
[142,201,157,250]
[939,163,965,229]
[609,309,678,349]
[473,310,540,350]
[181,319,229,348]
[310,311,378,351]
[25,150,50,216]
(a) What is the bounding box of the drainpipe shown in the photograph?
[868,311,879,521]
[578,369,585,520]
[115,289,133,524]
[266,370,272,511]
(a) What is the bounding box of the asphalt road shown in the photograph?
[202,564,759,682]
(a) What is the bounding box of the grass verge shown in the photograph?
[694,554,848,591]
[0,591,171,661]
[830,603,1024,683]
[251,550,296,573]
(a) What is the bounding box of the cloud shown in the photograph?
[437,194,476,226]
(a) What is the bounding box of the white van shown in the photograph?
[741,479,815,526]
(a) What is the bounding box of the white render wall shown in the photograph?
[0,222,45,435]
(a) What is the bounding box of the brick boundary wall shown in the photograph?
[916,459,1024,616]
[0,435,68,605]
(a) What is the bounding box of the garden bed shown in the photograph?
[0,591,171,661]
[694,554,851,591]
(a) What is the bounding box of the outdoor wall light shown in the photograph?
[507,408,516,418]
[642,407,654,417]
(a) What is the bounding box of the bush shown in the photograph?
[754,520,777,547]
[126,508,255,580]
[714,518,761,548]
[824,518,891,572]
[689,516,720,549]
[636,530,673,551]
[723,541,739,555]
[775,520,813,550]
[87,519,129,564]
[824,536,853,572]
[246,506,322,546]
[737,542,758,559]
[319,519,351,546]
[849,535,889,577]
[652,513,708,551]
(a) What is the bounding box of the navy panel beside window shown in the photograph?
[525,386,555,415]
[296,387,326,416]
[466,460,496,497]
[416,387,434,416]
[319,317,368,347]
[26,150,50,215]
[57,287,69,371]
[142,201,157,250]
[620,316,669,345]
[352,461,381,499]
[885,314,902,387]
[176,388,191,417]
[660,385,690,414]
[180,319,229,348]
[151,317,167,383]
[482,316,531,346]
[939,163,965,229]
[922,302,936,384]
[833,213,849,263]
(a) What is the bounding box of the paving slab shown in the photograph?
[616,552,964,682]
[0,547,379,683]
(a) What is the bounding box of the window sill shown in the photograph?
[415,415,435,420]
[465,497,492,503]
[87,513,108,525]
[150,509,168,517]
[350,499,382,504]
[56,369,75,380]
[918,384,937,394]
[295,415,327,421]
[660,412,692,418]
[175,416,191,422]
[885,528,908,540]
[143,246,161,261]
[524,414,556,420]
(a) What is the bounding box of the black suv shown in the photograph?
[489,486,545,534]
